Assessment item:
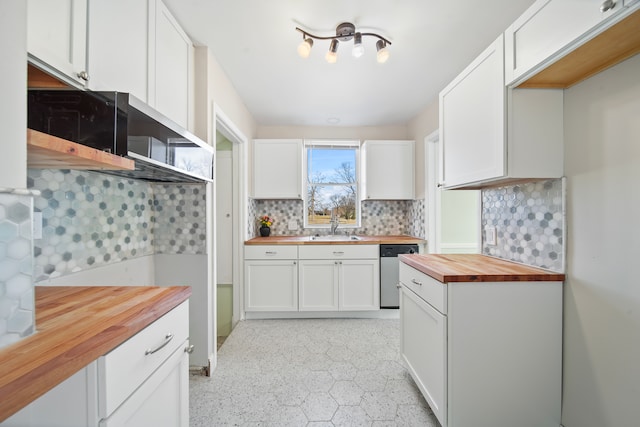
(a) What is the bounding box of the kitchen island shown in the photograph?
[399,253,564,427]
[0,285,191,423]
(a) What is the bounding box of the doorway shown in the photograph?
[426,130,481,254]
[213,106,247,357]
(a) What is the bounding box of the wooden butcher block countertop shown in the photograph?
[245,235,425,245]
[399,254,565,283]
[0,285,191,422]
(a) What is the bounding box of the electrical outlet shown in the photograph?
[288,220,298,231]
[486,226,497,246]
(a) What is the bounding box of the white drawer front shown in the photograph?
[244,245,298,260]
[299,244,378,259]
[98,301,189,418]
[399,262,447,314]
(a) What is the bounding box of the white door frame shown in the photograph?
[212,104,248,365]
[426,130,442,253]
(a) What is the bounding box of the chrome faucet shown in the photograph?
[330,209,340,235]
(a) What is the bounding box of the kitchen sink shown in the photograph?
[308,235,362,241]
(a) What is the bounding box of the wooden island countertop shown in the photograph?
[245,235,425,245]
[399,253,565,283]
[0,285,191,422]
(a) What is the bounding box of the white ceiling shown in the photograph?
[162,0,535,127]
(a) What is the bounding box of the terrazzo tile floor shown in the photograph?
[190,318,441,426]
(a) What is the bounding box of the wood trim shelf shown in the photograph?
[27,128,135,170]
[518,8,640,89]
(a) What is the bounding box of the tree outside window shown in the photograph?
[305,141,360,228]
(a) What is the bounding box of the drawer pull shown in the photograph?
[265,251,277,255]
[145,333,174,355]
[333,251,345,255]
[411,279,423,286]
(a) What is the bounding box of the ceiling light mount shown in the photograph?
[295,22,392,63]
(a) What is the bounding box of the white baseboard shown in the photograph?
[245,309,400,320]
[439,242,479,254]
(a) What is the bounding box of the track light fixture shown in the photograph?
[295,22,392,64]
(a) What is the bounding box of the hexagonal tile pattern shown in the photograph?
[27,170,207,280]
[248,198,426,239]
[482,178,564,271]
[0,192,34,349]
[189,318,440,426]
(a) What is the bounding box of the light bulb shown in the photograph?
[326,39,339,64]
[376,40,389,63]
[297,38,313,58]
[352,32,364,58]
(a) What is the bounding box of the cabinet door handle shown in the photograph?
[184,344,195,354]
[145,333,174,355]
[333,251,344,255]
[600,0,616,12]
[411,279,423,286]
[396,283,402,289]
[76,70,90,81]
[265,251,277,255]
[293,261,297,265]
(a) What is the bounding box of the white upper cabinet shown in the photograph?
[251,139,303,199]
[151,0,194,130]
[87,0,193,130]
[505,0,638,86]
[27,0,89,87]
[439,34,564,189]
[361,140,415,200]
[88,0,150,102]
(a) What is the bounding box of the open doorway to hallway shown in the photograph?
[213,108,247,356]
[426,130,481,254]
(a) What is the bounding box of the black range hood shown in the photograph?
[28,90,214,183]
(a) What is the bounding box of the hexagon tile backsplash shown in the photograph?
[0,190,35,349]
[482,178,565,272]
[28,169,207,281]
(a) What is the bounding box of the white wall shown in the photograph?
[37,256,155,286]
[0,1,27,189]
[255,125,408,140]
[407,100,438,199]
[194,46,257,144]
[562,54,640,427]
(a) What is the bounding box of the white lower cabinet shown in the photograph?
[244,244,380,313]
[399,262,562,427]
[298,260,339,310]
[2,301,190,427]
[400,285,446,423]
[98,301,190,426]
[298,245,379,312]
[244,245,299,311]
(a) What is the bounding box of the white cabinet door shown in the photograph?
[87,0,150,102]
[100,342,189,427]
[361,140,415,200]
[151,0,193,129]
[505,0,624,85]
[298,260,339,311]
[439,35,505,188]
[252,139,303,199]
[400,285,447,427]
[439,33,564,190]
[339,259,380,310]
[27,0,88,86]
[245,260,298,311]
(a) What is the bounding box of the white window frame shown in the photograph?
[303,139,361,230]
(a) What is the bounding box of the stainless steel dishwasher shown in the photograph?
[380,244,419,308]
